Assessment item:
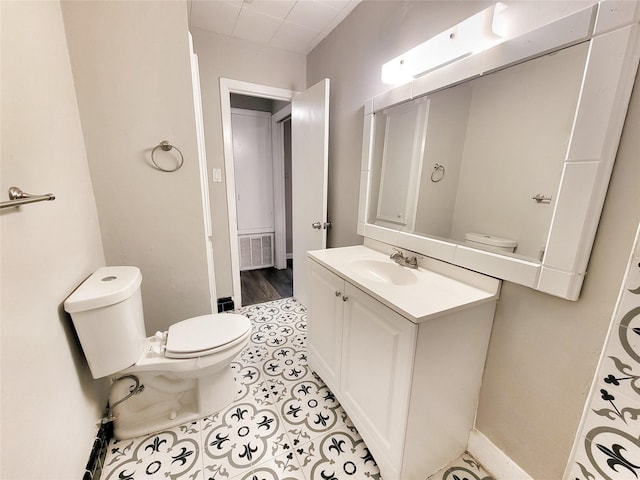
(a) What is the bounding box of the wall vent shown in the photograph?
[239,233,274,271]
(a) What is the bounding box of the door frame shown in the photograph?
[189,33,217,313]
[219,78,298,307]
[272,103,292,270]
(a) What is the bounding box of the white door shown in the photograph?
[231,109,274,236]
[292,78,330,307]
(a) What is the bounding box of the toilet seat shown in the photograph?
[165,313,251,359]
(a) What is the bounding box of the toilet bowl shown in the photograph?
[64,266,251,439]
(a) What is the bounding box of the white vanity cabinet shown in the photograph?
[307,259,345,393]
[308,259,416,472]
[340,280,417,473]
[306,245,500,480]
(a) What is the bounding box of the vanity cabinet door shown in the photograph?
[340,282,417,472]
[307,259,345,393]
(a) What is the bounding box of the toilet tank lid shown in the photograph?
[64,266,142,313]
[465,232,517,248]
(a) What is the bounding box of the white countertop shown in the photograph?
[307,245,500,323]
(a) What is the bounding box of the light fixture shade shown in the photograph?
[381,3,508,85]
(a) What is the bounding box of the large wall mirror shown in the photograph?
[358,2,640,300]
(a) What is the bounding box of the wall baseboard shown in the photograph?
[467,429,533,480]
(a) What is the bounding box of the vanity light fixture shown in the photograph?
[381,3,508,85]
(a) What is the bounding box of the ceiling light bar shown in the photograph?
[381,3,508,85]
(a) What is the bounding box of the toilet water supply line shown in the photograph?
[102,375,145,424]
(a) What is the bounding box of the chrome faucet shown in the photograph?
[390,249,418,269]
[404,255,418,269]
[390,248,404,263]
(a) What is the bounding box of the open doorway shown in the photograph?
[220,78,329,308]
[229,93,293,306]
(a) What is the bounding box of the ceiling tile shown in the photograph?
[317,5,348,35]
[190,1,241,36]
[342,0,361,16]
[286,0,341,31]
[315,0,351,11]
[233,7,283,44]
[270,20,318,54]
[188,0,362,55]
[244,0,297,20]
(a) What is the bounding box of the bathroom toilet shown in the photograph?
[64,266,251,439]
[464,232,517,254]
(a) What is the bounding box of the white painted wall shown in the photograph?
[307,1,640,478]
[0,1,107,477]
[191,27,306,298]
[61,1,212,334]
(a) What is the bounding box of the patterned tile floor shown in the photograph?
[101,298,495,480]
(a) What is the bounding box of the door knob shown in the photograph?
[323,222,332,229]
[312,221,322,229]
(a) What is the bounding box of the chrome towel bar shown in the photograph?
[0,186,55,209]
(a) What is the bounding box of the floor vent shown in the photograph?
[239,233,274,271]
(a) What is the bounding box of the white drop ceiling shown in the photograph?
[188,0,362,55]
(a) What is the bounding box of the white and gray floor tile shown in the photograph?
[101,298,494,480]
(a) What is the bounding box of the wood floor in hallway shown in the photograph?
[240,259,293,306]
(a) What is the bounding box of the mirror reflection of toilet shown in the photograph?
[64,266,251,439]
[464,232,517,254]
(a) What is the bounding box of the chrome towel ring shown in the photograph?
[431,163,445,182]
[151,141,184,172]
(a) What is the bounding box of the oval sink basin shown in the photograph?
[349,259,418,286]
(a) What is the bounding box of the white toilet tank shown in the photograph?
[64,266,147,379]
[464,232,517,254]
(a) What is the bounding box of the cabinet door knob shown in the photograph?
[312,221,322,229]
[335,291,341,297]
[342,295,349,302]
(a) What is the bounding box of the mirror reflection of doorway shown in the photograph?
[230,94,293,306]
